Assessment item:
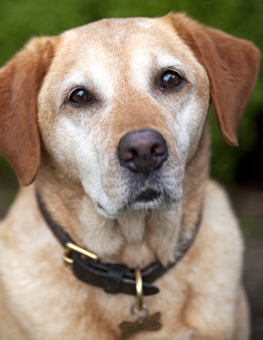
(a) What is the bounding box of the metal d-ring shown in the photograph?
[130,268,150,322]
[135,267,143,310]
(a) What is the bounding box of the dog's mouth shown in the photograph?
[133,189,161,203]
[96,170,184,217]
[96,186,180,218]
[125,186,178,210]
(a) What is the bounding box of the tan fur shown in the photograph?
[0,13,260,339]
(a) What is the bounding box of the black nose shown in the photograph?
[118,129,168,174]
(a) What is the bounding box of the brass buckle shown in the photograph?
[63,242,99,267]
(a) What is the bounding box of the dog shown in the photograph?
[0,12,260,340]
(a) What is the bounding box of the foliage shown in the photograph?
[0,0,262,183]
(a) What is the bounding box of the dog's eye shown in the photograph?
[69,89,91,103]
[161,71,182,88]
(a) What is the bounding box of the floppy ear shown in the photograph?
[0,37,55,186]
[169,13,260,146]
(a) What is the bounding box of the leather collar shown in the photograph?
[36,189,201,296]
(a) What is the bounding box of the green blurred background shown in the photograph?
[0,0,263,337]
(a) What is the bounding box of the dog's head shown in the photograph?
[0,14,260,218]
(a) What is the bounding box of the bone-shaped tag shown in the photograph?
[119,312,162,339]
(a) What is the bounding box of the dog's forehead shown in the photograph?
[54,17,199,75]
[62,17,176,51]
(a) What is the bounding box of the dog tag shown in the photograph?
[119,312,162,339]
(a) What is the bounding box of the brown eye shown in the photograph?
[70,89,91,103]
[161,71,182,88]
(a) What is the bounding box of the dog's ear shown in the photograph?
[0,37,55,185]
[169,13,260,146]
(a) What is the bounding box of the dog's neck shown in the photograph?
[36,125,210,268]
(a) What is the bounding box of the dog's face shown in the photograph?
[37,18,210,218]
[0,13,260,219]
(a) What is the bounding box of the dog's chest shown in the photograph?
[0,242,196,339]
[0,182,243,339]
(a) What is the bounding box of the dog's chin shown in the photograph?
[128,199,176,211]
[95,189,181,219]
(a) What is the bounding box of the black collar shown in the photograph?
[36,189,201,296]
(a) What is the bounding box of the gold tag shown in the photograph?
[119,312,162,339]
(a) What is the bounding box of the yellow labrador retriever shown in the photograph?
[0,13,260,340]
